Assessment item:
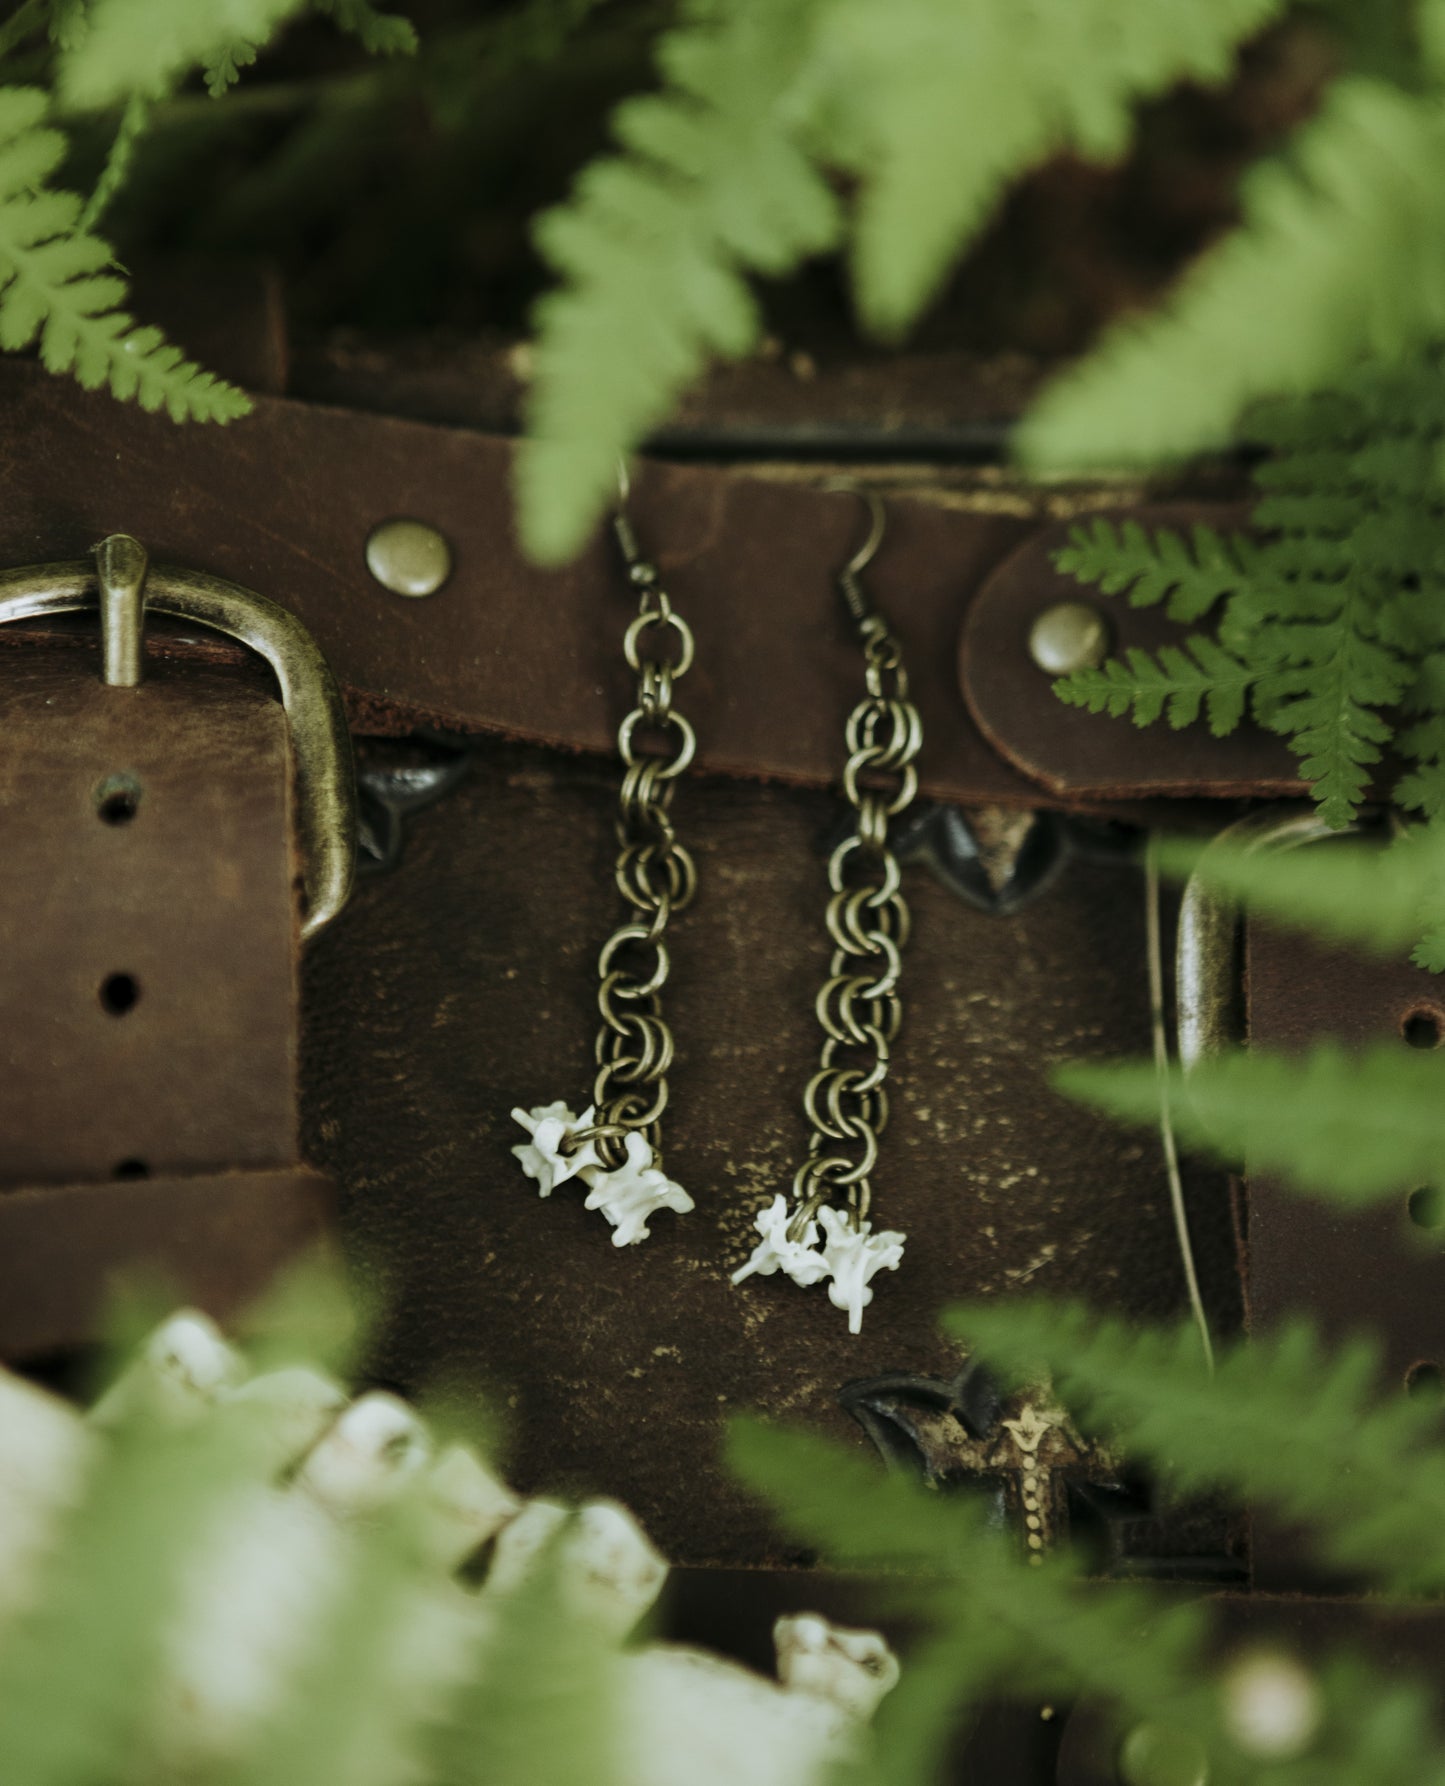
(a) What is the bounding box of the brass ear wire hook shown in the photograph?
[613,457,652,576]
[826,482,887,630]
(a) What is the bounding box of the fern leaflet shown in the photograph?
[1047,356,1445,831]
[48,0,88,50]
[1054,517,1256,622]
[1152,827,1442,960]
[818,0,1287,341]
[204,40,260,96]
[1020,79,1445,468]
[0,87,249,421]
[728,1418,1214,1786]
[314,0,417,57]
[1055,637,1254,736]
[951,1301,1445,1594]
[517,0,840,563]
[59,0,310,107]
[1058,1040,1445,1206]
[79,92,147,229]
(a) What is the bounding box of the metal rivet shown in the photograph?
[365,519,452,599]
[1028,600,1110,676]
[1117,1721,1210,1786]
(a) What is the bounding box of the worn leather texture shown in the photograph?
[960,506,1304,801]
[1244,899,1445,1593]
[302,737,1241,1568]
[0,1168,336,1357]
[0,644,329,1356]
[0,648,298,1186]
[0,363,1300,810]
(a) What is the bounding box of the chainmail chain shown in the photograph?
[584,507,697,1170]
[789,610,922,1239]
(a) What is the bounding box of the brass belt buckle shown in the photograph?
[0,533,356,937]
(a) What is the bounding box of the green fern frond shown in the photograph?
[1019,79,1445,469]
[79,91,146,229]
[1255,597,1409,827]
[517,0,840,563]
[820,0,1286,341]
[0,1387,278,1782]
[1152,827,1440,959]
[430,1522,621,1786]
[949,1301,1445,1594]
[203,40,260,96]
[1050,351,1445,829]
[1055,518,1255,622]
[314,0,417,57]
[225,1499,439,1786]
[1054,637,1255,735]
[48,0,87,49]
[1058,1040,1445,1206]
[727,1419,1213,1786]
[59,0,309,107]
[0,87,249,420]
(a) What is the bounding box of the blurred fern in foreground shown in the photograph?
[732,1364,1445,1786]
[519,0,1293,560]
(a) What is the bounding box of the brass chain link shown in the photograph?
[581,502,698,1169]
[788,541,922,1240]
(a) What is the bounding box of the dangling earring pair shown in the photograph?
[510,481,921,1333]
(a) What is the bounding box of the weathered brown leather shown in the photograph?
[0,362,1295,812]
[0,1168,335,1358]
[0,361,1042,803]
[0,649,297,1185]
[1244,915,1444,1388]
[1242,899,1445,1592]
[0,644,328,1355]
[961,507,1304,801]
[303,738,1241,1568]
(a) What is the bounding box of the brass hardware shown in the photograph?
[96,533,148,687]
[365,518,452,598]
[578,468,697,1167]
[790,488,922,1238]
[1028,599,1110,676]
[0,543,356,939]
[1176,810,1356,1074]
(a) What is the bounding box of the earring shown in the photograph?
[511,465,696,1245]
[733,491,919,1332]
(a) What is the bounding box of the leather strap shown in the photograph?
[960,506,1304,801]
[0,644,329,1355]
[0,1169,335,1358]
[1243,908,1445,1589]
[0,361,1296,810]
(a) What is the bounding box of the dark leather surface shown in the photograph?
[1244,910,1445,1593]
[1245,918,1445,1393]
[302,738,1241,1568]
[0,649,297,1187]
[0,644,329,1359]
[0,1168,336,1357]
[961,507,1304,801]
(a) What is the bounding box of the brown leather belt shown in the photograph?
[0,642,334,1357]
[0,362,1299,810]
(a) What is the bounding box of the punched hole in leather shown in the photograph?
[0,640,336,1359]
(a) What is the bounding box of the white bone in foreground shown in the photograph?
[0,1310,900,1786]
